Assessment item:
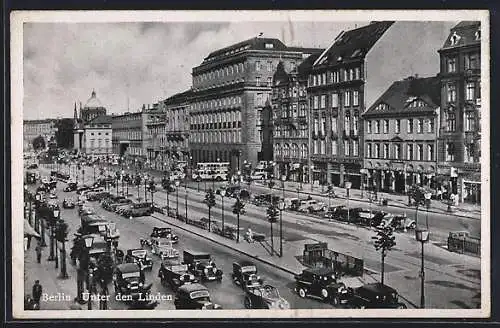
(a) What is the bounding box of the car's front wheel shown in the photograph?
[409,222,416,229]
[332,296,340,306]
[298,288,306,298]
[244,296,252,309]
[321,288,329,300]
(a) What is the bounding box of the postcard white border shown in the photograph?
[11,9,490,319]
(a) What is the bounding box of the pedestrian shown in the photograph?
[27,235,32,250]
[35,243,42,263]
[437,189,442,201]
[32,280,43,307]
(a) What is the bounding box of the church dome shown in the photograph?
[84,89,104,108]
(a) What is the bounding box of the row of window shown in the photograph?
[275,143,308,159]
[308,66,362,87]
[88,139,111,149]
[274,102,308,119]
[273,85,307,99]
[274,124,308,138]
[366,143,435,161]
[194,63,246,86]
[191,96,243,111]
[191,111,242,126]
[191,122,242,130]
[446,81,480,102]
[444,111,478,132]
[113,130,143,141]
[312,90,360,109]
[312,140,359,157]
[191,130,242,144]
[445,52,480,73]
[366,118,435,134]
[312,115,359,136]
[89,132,110,136]
[445,142,479,163]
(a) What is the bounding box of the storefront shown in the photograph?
[462,180,481,204]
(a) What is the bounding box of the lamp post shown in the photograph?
[281,175,286,200]
[48,208,58,261]
[35,193,41,234]
[126,167,130,195]
[310,164,315,191]
[278,200,285,257]
[345,181,352,224]
[424,192,432,229]
[213,158,220,190]
[242,160,247,187]
[220,189,226,237]
[52,208,60,268]
[415,229,430,308]
[121,170,125,196]
[360,169,367,198]
[175,180,180,217]
[93,164,96,186]
[144,174,149,201]
[184,178,188,221]
[83,234,95,310]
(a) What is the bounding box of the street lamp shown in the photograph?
[93,164,96,186]
[310,164,315,191]
[184,178,188,221]
[278,200,285,257]
[121,170,125,196]
[83,234,95,310]
[345,181,352,224]
[424,192,432,229]
[35,193,41,235]
[281,175,286,200]
[415,229,430,308]
[144,174,149,201]
[220,189,226,237]
[53,209,60,270]
[175,180,180,217]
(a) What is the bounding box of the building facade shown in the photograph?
[144,103,168,170]
[82,115,113,155]
[73,90,108,153]
[306,21,394,189]
[111,109,149,165]
[162,90,192,166]
[189,37,319,173]
[437,21,481,204]
[23,119,58,151]
[362,76,441,194]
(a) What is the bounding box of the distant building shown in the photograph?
[189,36,319,172]
[73,90,108,155]
[162,90,192,166]
[437,21,481,204]
[111,107,149,166]
[362,75,441,194]
[23,119,58,151]
[82,115,113,155]
[144,103,168,170]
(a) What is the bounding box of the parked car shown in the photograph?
[122,202,153,217]
[63,182,78,192]
[158,262,198,291]
[298,199,327,213]
[76,186,92,195]
[150,227,179,243]
[113,263,152,301]
[244,284,290,309]
[62,198,75,209]
[231,261,263,289]
[381,214,416,230]
[151,238,179,259]
[183,250,223,282]
[294,268,350,306]
[124,248,153,271]
[173,283,222,310]
[49,192,58,199]
[27,163,38,169]
[347,283,407,309]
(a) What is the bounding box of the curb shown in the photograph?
[150,213,299,276]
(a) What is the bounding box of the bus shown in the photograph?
[192,162,230,181]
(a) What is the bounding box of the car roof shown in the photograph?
[184,250,209,256]
[360,283,397,294]
[128,248,146,253]
[154,227,170,230]
[178,283,208,293]
[234,260,255,267]
[116,263,140,273]
[303,267,336,276]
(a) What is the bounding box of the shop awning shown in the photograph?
[24,220,40,238]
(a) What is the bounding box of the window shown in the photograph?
[331,140,338,155]
[407,119,414,133]
[465,53,479,70]
[268,61,273,72]
[352,140,359,156]
[320,140,326,154]
[381,144,388,159]
[466,82,476,101]
[427,144,434,161]
[447,57,457,73]
[416,144,423,160]
[320,116,326,135]
[301,144,308,158]
[394,144,401,159]
[354,67,361,80]
[313,118,319,136]
[353,115,359,136]
[417,119,424,133]
[383,120,389,134]
[344,113,350,133]
[367,144,372,158]
[374,120,380,134]
[446,112,456,132]
[374,144,380,158]
[265,43,274,49]
[313,140,319,154]
[344,91,350,107]
[447,83,457,102]
[255,61,261,71]
[333,71,339,83]
[427,118,434,133]
[367,120,372,134]
[446,142,455,161]
[352,90,359,106]
[331,117,338,134]
[313,96,319,109]
[320,95,326,108]
[256,76,261,86]
[331,93,339,108]
[344,140,350,156]
[465,111,476,131]
[464,143,475,163]
[322,73,327,85]
[407,144,414,160]
[394,119,401,134]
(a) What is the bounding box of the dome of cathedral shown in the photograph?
[84,90,104,108]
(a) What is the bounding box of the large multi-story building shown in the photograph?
[272,53,322,182]
[144,102,168,170]
[437,21,481,204]
[23,119,58,151]
[162,90,192,165]
[189,37,318,172]
[362,75,441,194]
[111,107,149,165]
[82,115,113,156]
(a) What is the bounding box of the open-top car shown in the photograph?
[124,248,153,271]
[174,283,222,310]
[294,268,350,306]
[113,263,152,301]
[62,198,75,209]
[158,262,198,291]
[347,283,407,309]
[150,238,179,259]
[244,284,290,309]
[183,250,223,282]
[232,261,263,289]
[148,227,179,243]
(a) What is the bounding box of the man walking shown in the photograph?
[32,280,43,307]
[35,242,42,263]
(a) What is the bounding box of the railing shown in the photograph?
[447,231,480,256]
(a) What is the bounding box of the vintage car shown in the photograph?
[150,227,179,243]
[80,214,120,239]
[380,214,417,230]
[183,250,223,282]
[121,202,153,217]
[298,199,327,213]
[244,284,290,309]
[348,283,407,309]
[158,262,198,291]
[63,182,78,192]
[62,198,75,209]
[294,268,350,306]
[231,261,263,289]
[49,191,58,199]
[124,248,153,271]
[76,186,92,195]
[113,263,152,301]
[173,283,222,310]
[150,238,179,259]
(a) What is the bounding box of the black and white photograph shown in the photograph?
[11,10,490,318]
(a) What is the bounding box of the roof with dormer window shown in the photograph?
[440,21,480,50]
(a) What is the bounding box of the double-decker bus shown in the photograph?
[192,162,230,181]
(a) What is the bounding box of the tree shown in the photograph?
[204,189,216,232]
[32,135,46,150]
[371,226,396,285]
[266,202,279,256]
[54,118,75,149]
[232,197,246,243]
[149,179,156,205]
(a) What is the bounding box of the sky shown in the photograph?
[23,20,456,120]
